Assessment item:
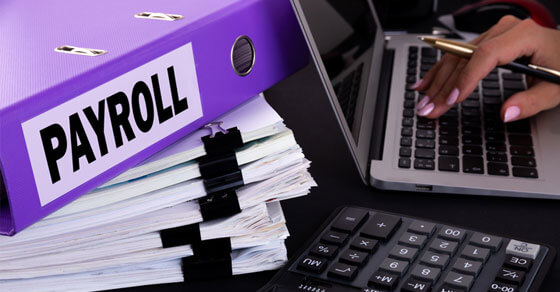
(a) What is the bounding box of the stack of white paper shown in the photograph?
[0,94,315,291]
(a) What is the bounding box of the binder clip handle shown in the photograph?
[204,121,228,138]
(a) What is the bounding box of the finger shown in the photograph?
[452,19,543,104]
[501,81,560,122]
[420,59,468,118]
[412,55,444,91]
[423,55,462,99]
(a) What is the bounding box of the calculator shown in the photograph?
[259,207,555,292]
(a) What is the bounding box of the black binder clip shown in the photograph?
[181,238,233,280]
[160,223,201,248]
[197,122,244,221]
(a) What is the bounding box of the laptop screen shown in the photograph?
[297,0,378,143]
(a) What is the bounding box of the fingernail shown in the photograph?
[410,79,423,90]
[416,95,430,110]
[504,106,520,122]
[446,88,459,105]
[417,102,434,116]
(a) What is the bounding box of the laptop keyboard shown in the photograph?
[333,64,364,130]
[398,46,538,178]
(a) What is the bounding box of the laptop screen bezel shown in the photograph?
[290,0,387,182]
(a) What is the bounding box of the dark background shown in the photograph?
[125,1,560,291]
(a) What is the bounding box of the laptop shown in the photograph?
[290,0,560,199]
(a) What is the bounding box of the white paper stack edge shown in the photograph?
[0,95,316,291]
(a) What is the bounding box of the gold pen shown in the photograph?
[419,36,560,85]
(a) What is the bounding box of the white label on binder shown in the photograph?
[22,43,203,206]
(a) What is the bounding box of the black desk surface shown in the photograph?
[124,3,560,291]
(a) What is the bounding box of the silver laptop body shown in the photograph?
[290,0,560,199]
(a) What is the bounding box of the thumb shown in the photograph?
[501,81,560,122]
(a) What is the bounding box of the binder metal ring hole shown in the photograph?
[231,35,255,77]
[54,45,107,56]
[134,12,183,21]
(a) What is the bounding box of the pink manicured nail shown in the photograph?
[416,95,430,110]
[446,88,459,105]
[410,79,423,90]
[504,106,520,122]
[417,102,434,116]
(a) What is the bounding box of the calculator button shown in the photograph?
[504,254,532,271]
[437,226,466,242]
[506,239,540,259]
[399,232,428,248]
[361,213,401,240]
[369,270,399,290]
[488,281,518,292]
[408,220,436,236]
[339,249,368,266]
[434,284,466,292]
[461,245,490,262]
[429,239,458,255]
[469,233,502,251]
[496,267,525,285]
[331,208,368,234]
[351,236,378,253]
[452,258,482,276]
[443,272,474,290]
[379,258,408,275]
[401,277,431,292]
[420,252,450,269]
[297,255,327,273]
[320,230,348,246]
[309,243,338,260]
[328,262,358,280]
[410,265,441,283]
[388,245,418,262]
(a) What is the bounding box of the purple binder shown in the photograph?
[0,0,308,235]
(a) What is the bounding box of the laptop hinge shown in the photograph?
[370,48,395,161]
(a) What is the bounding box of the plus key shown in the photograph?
[361,213,401,240]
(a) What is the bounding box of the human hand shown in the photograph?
[411,15,560,122]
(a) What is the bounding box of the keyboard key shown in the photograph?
[400,147,412,157]
[488,281,518,292]
[452,258,482,276]
[469,233,503,251]
[488,162,509,176]
[511,156,536,167]
[510,146,534,156]
[504,254,533,271]
[402,127,413,137]
[401,137,412,147]
[403,108,415,117]
[405,91,416,100]
[486,132,505,142]
[483,89,501,97]
[402,277,431,292]
[482,80,499,89]
[462,99,480,108]
[404,100,415,108]
[361,213,401,240]
[321,230,348,246]
[462,145,482,155]
[429,239,458,255]
[502,73,523,80]
[463,156,484,174]
[409,46,418,53]
[379,258,408,275]
[438,226,466,242]
[503,80,525,90]
[417,118,435,129]
[461,108,480,117]
[328,262,358,280]
[408,220,436,235]
[487,151,507,163]
[399,232,428,248]
[416,129,435,139]
[461,126,480,135]
[369,270,399,290]
[512,167,538,178]
[414,159,435,170]
[438,156,459,172]
[484,73,499,81]
[496,267,525,285]
[310,243,338,260]
[467,92,480,100]
[403,118,414,127]
[461,245,490,262]
[388,245,418,262]
[421,47,437,57]
[399,158,411,168]
[339,249,368,266]
[439,135,458,146]
[297,255,327,273]
[439,118,458,127]
[483,97,502,105]
[331,208,368,234]
[416,139,435,149]
[415,149,435,159]
[420,252,450,269]
[439,127,458,136]
[508,134,533,146]
[350,236,378,253]
[507,120,531,133]
[462,135,482,145]
[506,239,541,259]
[421,57,437,65]
[443,272,474,290]
[487,142,506,152]
[435,284,466,292]
[410,265,441,283]
[439,145,459,156]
